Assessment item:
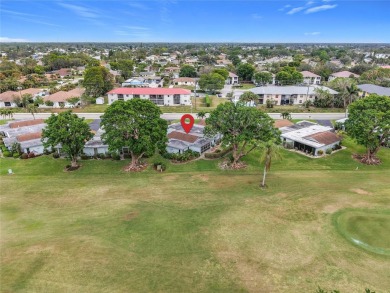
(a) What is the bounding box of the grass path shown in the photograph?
[1,139,389,292]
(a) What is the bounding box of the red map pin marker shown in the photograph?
[180,114,194,134]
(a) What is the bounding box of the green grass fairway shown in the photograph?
[1,137,389,292]
[333,210,390,256]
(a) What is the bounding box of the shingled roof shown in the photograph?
[305,131,340,145]
[9,119,45,128]
[17,132,42,142]
[168,131,199,143]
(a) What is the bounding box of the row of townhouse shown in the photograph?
[247,85,338,105]
[107,88,192,106]
[0,88,85,108]
[274,120,342,156]
[166,121,221,154]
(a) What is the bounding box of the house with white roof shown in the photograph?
[107,88,192,106]
[328,71,360,82]
[301,71,321,85]
[279,121,341,156]
[248,85,338,105]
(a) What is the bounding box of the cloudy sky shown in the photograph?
[1,0,389,43]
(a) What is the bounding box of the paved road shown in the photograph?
[13,112,346,120]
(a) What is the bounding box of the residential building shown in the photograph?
[226,72,239,85]
[43,88,85,108]
[357,84,390,97]
[0,88,46,108]
[248,85,338,105]
[328,71,360,81]
[279,121,341,156]
[107,88,192,106]
[301,71,321,85]
[173,77,197,86]
[83,128,109,156]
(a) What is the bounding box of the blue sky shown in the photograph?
[1,0,389,43]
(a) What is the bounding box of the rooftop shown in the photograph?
[357,84,390,96]
[250,85,338,95]
[107,87,191,95]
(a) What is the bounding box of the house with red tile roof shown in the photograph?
[43,88,85,108]
[107,87,192,106]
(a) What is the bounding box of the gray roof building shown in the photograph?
[357,84,390,97]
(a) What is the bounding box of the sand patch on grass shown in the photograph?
[350,188,372,195]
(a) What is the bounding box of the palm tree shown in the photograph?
[280,111,292,120]
[196,110,207,120]
[240,91,258,103]
[345,84,359,117]
[260,141,281,188]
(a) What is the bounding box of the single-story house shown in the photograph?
[279,121,341,156]
[107,88,192,106]
[328,71,360,82]
[83,128,109,156]
[173,77,197,86]
[1,119,47,154]
[248,85,338,105]
[167,139,190,154]
[0,88,46,108]
[301,71,321,85]
[357,84,390,98]
[42,88,85,108]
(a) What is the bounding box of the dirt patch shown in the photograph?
[350,188,372,195]
[352,154,381,165]
[123,162,148,172]
[124,211,139,221]
[218,160,247,170]
[64,165,81,172]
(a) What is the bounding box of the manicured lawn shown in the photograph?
[233,83,256,90]
[1,139,389,292]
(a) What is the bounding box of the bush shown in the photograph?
[317,150,324,156]
[165,149,200,162]
[204,146,233,159]
[80,154,90,160]
[13,153,20,158]
[111,153,120,160]
[53,153,60,159]
[153,161,167,171]
[28,152,36,158]
[204,95,212,107]
[98,153,106,159]
[21,153,29,159]
[326,148,332,155]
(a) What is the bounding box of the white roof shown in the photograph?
[250,85,338,95]
[281,124,334,148]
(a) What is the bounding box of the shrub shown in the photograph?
[45,100,54,107]
[317,150,324,156]
[3,151,11,157]
[204,95,212,107]
[28,152,36,158]
[98,153,106,159]
[166,149,200,162]
[80,154,90,160]
[111,153,121,160]
[53,153,60,159]
[204,146,233,159]
[153,161,167,171]
[21,153,29,159]
[326,148,332,155]
[13,153,20,158]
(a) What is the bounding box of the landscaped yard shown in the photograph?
[1,137,389,292]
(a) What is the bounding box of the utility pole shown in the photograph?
[194,80,197,111]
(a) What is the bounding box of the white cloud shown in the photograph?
[58,3,99,18]
[127,2,149,10]
[0,37,28,42]
[287,7,305,15]
[304,32,321,35]
[124,26,149,31]
[251,13,262,20]
[278,4,291,11]
[305,4,337,14]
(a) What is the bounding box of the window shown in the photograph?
[4,102,11,107]
[300,95,303,98]
[134,95,140,98]
[173,94,180,104]
[118,94,124,101]
[200,142,211,153]
[299,100,302,103]
[149,95,164,105]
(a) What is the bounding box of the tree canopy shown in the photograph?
[275,66,303,85]
[198,72,225,93]
[205,101,279,167]
[253,71,273,85]
[179,65,197,77]
[236,63,255,81]
[346,94,390,164]
[83,66,114,98]
[212,68,229,80]
[101,99,168,169]
[42,111,93,167]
